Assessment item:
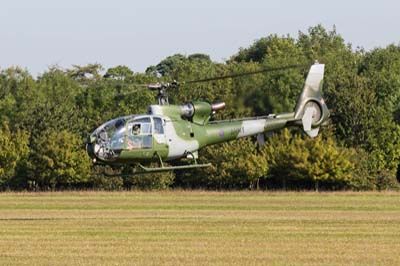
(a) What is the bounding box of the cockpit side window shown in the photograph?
[126,117,153,150]
[100,118,126,150]
[153,117,164,134]
[130,117,152,135]
[140,123,152,134]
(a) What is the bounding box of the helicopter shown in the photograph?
[85,62,330,174]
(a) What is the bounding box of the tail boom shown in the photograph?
[201,62,330,148]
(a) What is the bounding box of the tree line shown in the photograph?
[1,25,400,191]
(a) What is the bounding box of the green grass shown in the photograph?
[0,191,399,265]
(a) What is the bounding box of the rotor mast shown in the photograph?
[148,81,178,105]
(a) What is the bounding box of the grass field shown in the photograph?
[0,191,399,266]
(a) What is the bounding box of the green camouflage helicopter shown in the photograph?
[86,62,329,173]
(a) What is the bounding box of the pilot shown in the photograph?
[133,124,141,135]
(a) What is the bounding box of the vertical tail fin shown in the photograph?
[294,62,330,137]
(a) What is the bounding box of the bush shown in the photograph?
[264,129,357,191]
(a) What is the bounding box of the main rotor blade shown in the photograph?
[103,81,151,88]
[182,63,307,84]
[114,87,150,98]
[82,63,309,101]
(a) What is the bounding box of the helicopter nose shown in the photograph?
[86,143,96,162]
[85,134,97,162]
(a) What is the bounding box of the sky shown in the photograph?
[1,0,399,76]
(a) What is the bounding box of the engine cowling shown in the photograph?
[180,101,225,125]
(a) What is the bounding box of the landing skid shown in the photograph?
[138,162,211,173]
[102,163,211,176]
[136,151,211,174]
[103,152,211,176]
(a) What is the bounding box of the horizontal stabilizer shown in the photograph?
[302,107,315,131]
[305,128,319,138]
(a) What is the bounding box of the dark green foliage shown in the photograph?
[359,45,400,113]
[178,139,267,190]
[104,65,134,80]
[146,53,212,77]
[1,25,399,190]
[124,167,175,190]
[67,63,103,81]
[146,54,188,77]
[0,122,29,190]
[27,130,91,190]
[265,129,358,191]
[88,166,124,191]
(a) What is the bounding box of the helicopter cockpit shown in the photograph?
[87,115,166,162]
[88,116,130,161]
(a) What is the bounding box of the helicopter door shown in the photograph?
[126,117,153,158]
[152,117,168,158]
